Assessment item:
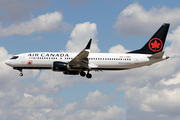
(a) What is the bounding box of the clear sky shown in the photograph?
[1,0,180,120]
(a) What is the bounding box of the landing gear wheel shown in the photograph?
[80,71,86,77]
[18,69,23,77]
[19,73,23,77]
[86,73,92,79]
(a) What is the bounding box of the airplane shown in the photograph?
[5,23,170,79]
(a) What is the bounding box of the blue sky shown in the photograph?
[2,0,180,120]
[3,0,176,54]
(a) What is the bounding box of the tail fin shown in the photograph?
[128,23,170,54]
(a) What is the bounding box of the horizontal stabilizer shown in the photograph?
[148,51,164,59]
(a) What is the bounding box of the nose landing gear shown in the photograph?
[19,73,23,77]
[19,69,23,77]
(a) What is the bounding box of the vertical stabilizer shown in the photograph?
[128,23,170,54]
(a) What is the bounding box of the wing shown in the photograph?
[68,39,92,70]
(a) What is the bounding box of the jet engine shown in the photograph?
[51,61,68,71]
[52,61,79,75]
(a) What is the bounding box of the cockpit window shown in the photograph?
[10,56,19,59]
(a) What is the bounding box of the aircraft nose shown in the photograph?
[5,60,11,66]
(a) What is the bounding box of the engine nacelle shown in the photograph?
[52,61,68,71]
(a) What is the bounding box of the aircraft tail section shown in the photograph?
[128,23,170,54]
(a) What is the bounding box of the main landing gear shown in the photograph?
[80,71,92,79]
[86,73,92,79]
[80,71,86,77]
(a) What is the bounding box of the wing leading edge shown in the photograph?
[68,39,92,70]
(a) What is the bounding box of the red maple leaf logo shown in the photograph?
[27,60,32,65]
[149,38,163,52]
[151,40,160,49]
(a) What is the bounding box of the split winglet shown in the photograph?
[85,39,92,49]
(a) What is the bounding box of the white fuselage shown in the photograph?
[5,52,168,71]
[5,23,170,78]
